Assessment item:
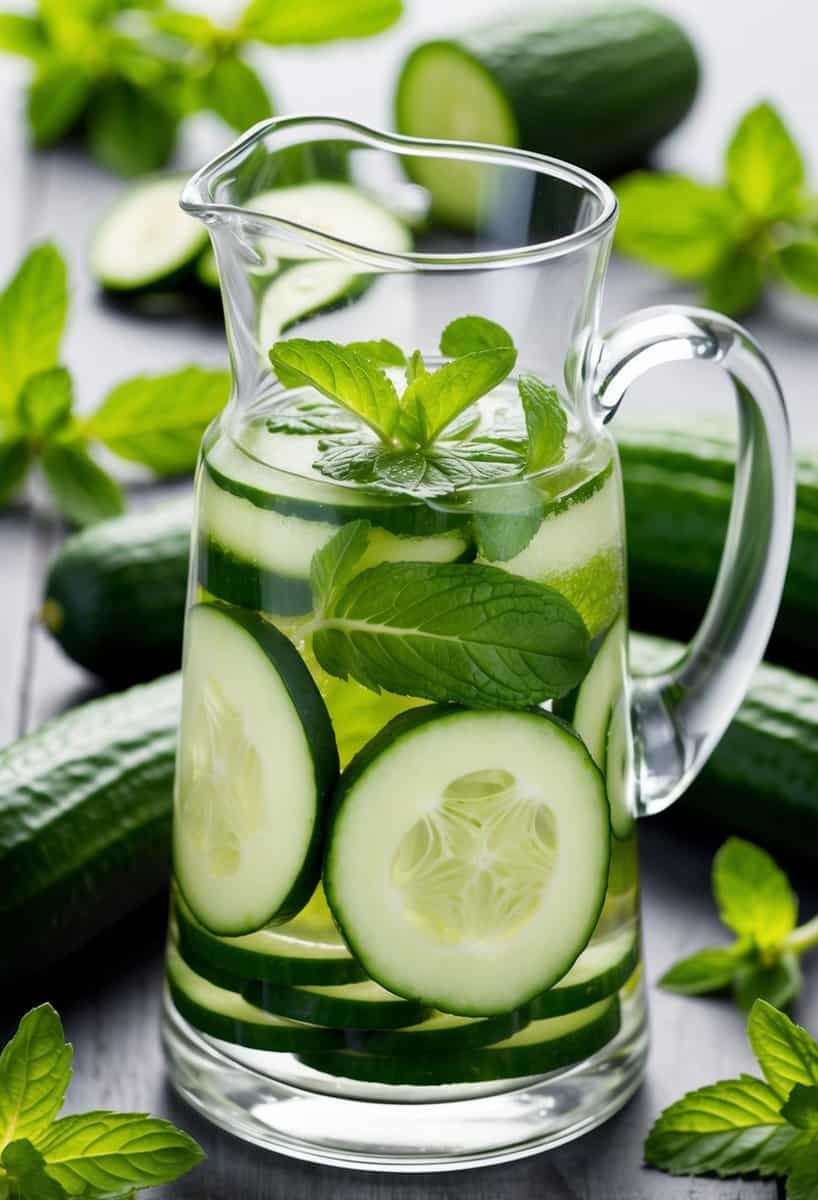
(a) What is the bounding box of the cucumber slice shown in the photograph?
[250,182,412,262]
[325,706,610,1016]
[91,176,207,292]
[299,997,620,1085]
[258,260,367,351]
[573,617,626,767]
[528,927,638,1019]
[174,603,338,935]
[243,978,431,1031]
[174,889,365,986]
[606,696,636,838]
[166,946,342,1053]
[353,1006,529,1056]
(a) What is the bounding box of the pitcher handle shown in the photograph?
[591,305,794,818]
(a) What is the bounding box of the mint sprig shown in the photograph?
[0,1004,202,1200]
[616,100,818,315]
[659,837,818,1011]
[645,1000,818,1195]
[0,244,230,526]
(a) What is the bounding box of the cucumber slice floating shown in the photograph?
[174,889,365,986]
[166,946,342,1053]
[325,706,610,1016]
[91,176,207,292]
[243,977,431,1030]
[573,617,626,767]
[299,997,621,1085]
[528,927,638,1018]
[174,603,339,936]
[606,696,636,838]
[250,182,412,262]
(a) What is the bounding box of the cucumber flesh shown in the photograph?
[606,696,636,838]
[258,260,365,352]
[325,706,610,1016]
[250,182,412,262]
[174,889,366,986]
[174,603,338,935]
[528,926,638,1018]
[243,977,432,1031]
[166,946,342,1053]
[352,1006,529,1056]
[91,176,207,291]
[573,617,627,767]
[299,997,620,1085]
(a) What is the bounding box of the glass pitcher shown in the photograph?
[162,116,793,1171]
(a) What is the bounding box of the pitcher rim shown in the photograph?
[180,115,618,271]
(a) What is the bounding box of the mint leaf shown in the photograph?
[782,1086,818,1131]
[0,243,67,413]
[777,241,818,298]
[726,101,804,220]
[1,1140,65,1200]
[316,437,523,498]
[659,946,744,996]
[87,81,177,176]
[518,374,566,472]
[614,173,741,278]
[311,561,589,707]
[240,0,402,44]
[734,954,801,1013]
[405,350,426,385]
[749,1000,818,1101]
[788,1137,818,1200]
[27,58,90,147]
[270,340,400,441]
[311,520,370,613]
[346,339,406,367]
[35,1111,203,1195]
[314,435,380,484]
[41,442,124,527]
[17,369,73,439]
[204,54,273,132]
[471,482,543,561]
[0,1005,72,1152]
[85,367,230,476]
[704,247,766,316]
[266,395,361,436]
[400,347,517,445]
[0,14,48,58]
[0,437,31,506]
[714,838,797,947]
[439,316,514,356]
[644,1074,796,1178]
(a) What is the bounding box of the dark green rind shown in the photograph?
[528,938,639,1020]
[174,603,339,935]
[203,452,470,538]
[242,979,432,1030]
[350,1007,530,1056]
[198,537,313,617]
[1,674,180,984]
[42,501,191,682]
[299,998,621,1085]
[324,705,610,1016]
[620,426,818,673]
[166,980,343,1054]
[395,4,699,184]
[174,899,367,986]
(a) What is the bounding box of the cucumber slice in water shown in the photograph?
[174,603,338,936]
[166,946,342,1053]
[353,1006,529,1056]
[606,696,636,838]
[299,997,621,1085]
[174,889,365,985]
[528,926,638,1018]
[250,182,412,262]
[573,617,626,767]
[91,176,207,292]
[243,977,431,1030]
[325,706,610,1016]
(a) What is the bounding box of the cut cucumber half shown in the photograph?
[243,977,431,1031]
[249,182,412,262]
[299,997,620,1085]
[174,603,338,935]
[352,1006,529,1056]
[606,696,636,838]
[572,617,626,767]
[90,176,207,292]
[166,946,342,1053]
[258,260,367,352]
[325,706,610,1016]
[174,888,365,986]
[528,927,638,1019]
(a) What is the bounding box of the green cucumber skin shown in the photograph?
[527,938,639,1020]
[299,999,621,1085]
[620,427,818,671]
[1,674,180,983]
[396,5,698,179]
[199,537,313,617]
[242,979,431,1031]
[351,1008,529,1056]
[43,501,191,682]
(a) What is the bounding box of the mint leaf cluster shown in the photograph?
[646,999,818,1196]
[0,1,401,176]
[616,101,817,315]
[0,1004,202,1200]
[660,837,818,1011]
[267,316,567,498]
[0,243,229,526]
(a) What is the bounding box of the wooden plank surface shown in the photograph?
[3,2,818,1196]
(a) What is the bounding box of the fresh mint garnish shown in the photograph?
[471,482,545,561]
[659,837,818,1011]
[399,344,517,445]
[346,339,407,367]
[0,1004,203,1199]
[0,242,67,413]
[439,314,515,356]
[519,374,567,472]
[266,395,361,436]
[616,100,818,315]
[302,524,589,707]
